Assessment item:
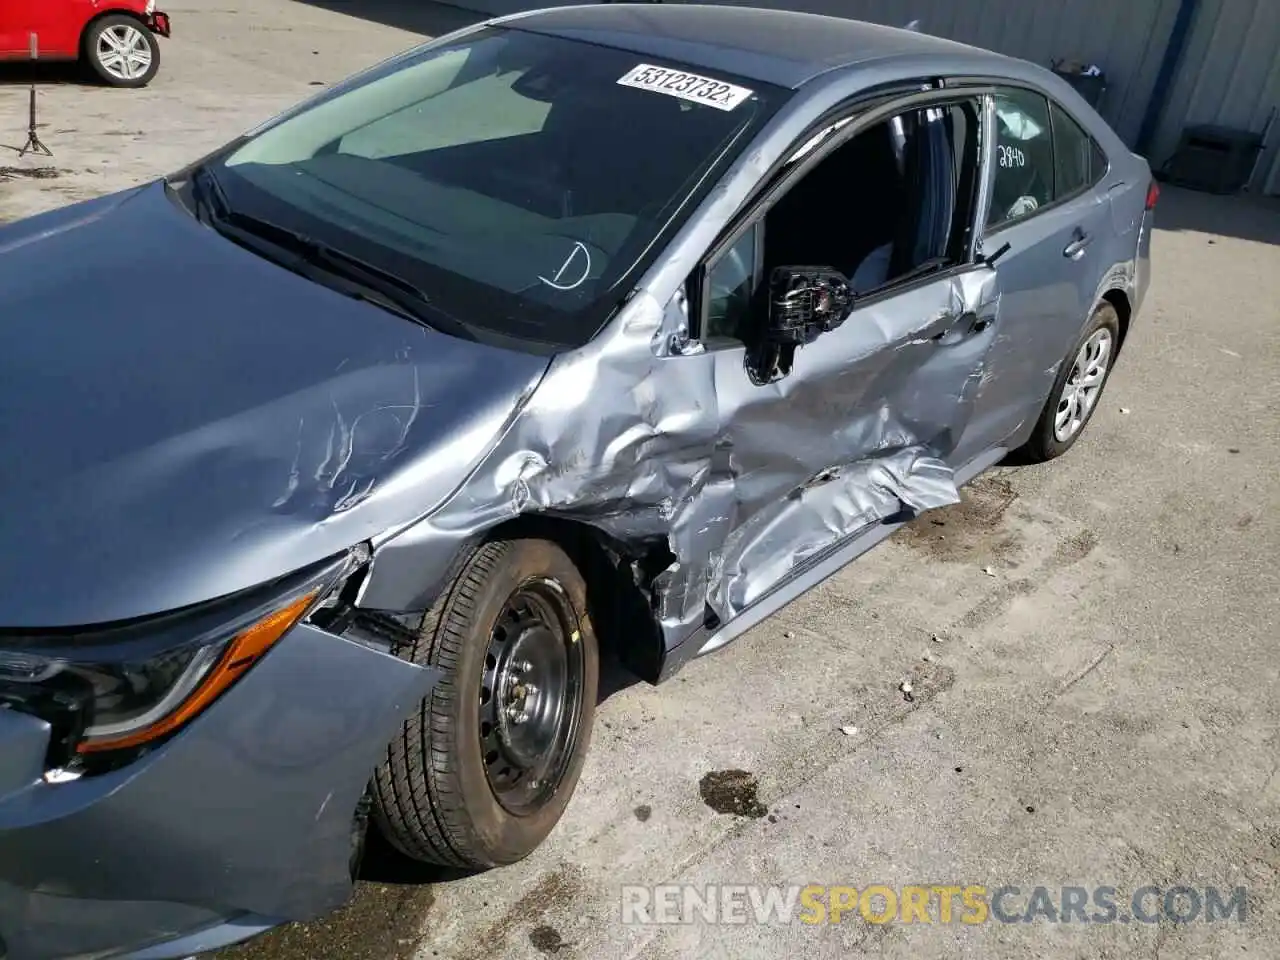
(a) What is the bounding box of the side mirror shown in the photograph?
[766,266,853,347]
[747,266,853,385]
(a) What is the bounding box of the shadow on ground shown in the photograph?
[0,61,93,87]
[292,0,487,37]
[218,829,472,960]
[1152,183,1280,247]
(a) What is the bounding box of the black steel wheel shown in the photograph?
[480,579,587,815]
[373,539,598,868]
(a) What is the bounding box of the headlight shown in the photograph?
[0,546,367,768]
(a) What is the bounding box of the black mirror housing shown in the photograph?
[766,266,853,347]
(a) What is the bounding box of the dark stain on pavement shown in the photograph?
[217,832,467,960]
[218,881,436,960]
[460,865,583,960]
[699,770,768,818]
[529,924,569,954]
[0,166,62,180]
[633,803,652,822]
[900,661,957,704]
[1052,528,1099,566]
[896,475,1021,563]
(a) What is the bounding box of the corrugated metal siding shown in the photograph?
[1149,0,1280,193]
[461,0,1280,190]
[650,0,1182,145]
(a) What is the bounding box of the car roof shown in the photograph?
[500,3,1010,90]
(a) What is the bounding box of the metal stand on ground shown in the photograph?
[17,32,52,158]
[18,86,52,158]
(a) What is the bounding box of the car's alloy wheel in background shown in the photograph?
[85,15,160,88]
[1054,326,1114,443]
[1019,302,1122,462]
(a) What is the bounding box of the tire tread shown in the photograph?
[372,542,512,867]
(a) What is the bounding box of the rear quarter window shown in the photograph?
[1051,101,1107,197]
[1090,138,1110,181]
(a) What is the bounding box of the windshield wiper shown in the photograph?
[189,166,476,342]
[190,164,231,224]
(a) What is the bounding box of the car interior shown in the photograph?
[285,54,767,317]
[764,119,908,284]
[704,102,980,343]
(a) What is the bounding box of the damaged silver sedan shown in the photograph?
[0,4,1155,958]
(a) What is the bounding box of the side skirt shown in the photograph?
[654,445,1009,681]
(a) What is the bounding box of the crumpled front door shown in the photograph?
[704,266,1000,621]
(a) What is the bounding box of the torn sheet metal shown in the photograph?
[0,70,1001,652]
[709,449,958,618]
[0,173,996,658]
[360,262,996,659]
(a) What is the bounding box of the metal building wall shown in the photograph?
[1148,0,1280,193]
[457,0,1280,191]
[698,0,1181,145]
[459,0,1179,144]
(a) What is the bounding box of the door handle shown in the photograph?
[1063,229,1092,260]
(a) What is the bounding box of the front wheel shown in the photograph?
[373,539,598,868]
[85,15,160,88]
[1018,303,1121,463]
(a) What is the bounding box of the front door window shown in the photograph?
[697,98,984,350]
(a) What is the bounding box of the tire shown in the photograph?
[84,15,160,88]
[373,538,599,868]
[1018,303,1121,463]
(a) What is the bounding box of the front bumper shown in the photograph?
[0,622,438,960]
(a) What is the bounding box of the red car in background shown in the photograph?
[0,0,170,87]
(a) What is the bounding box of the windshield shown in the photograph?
[210,26,781,350]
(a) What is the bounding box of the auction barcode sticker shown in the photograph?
[616,63,753,111]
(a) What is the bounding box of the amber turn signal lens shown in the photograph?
[77,589,319,753]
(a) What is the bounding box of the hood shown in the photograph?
[0,183,550,627]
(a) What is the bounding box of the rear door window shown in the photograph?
[987,89,1054,228]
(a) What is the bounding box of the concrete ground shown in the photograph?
[2,2,1277,958]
